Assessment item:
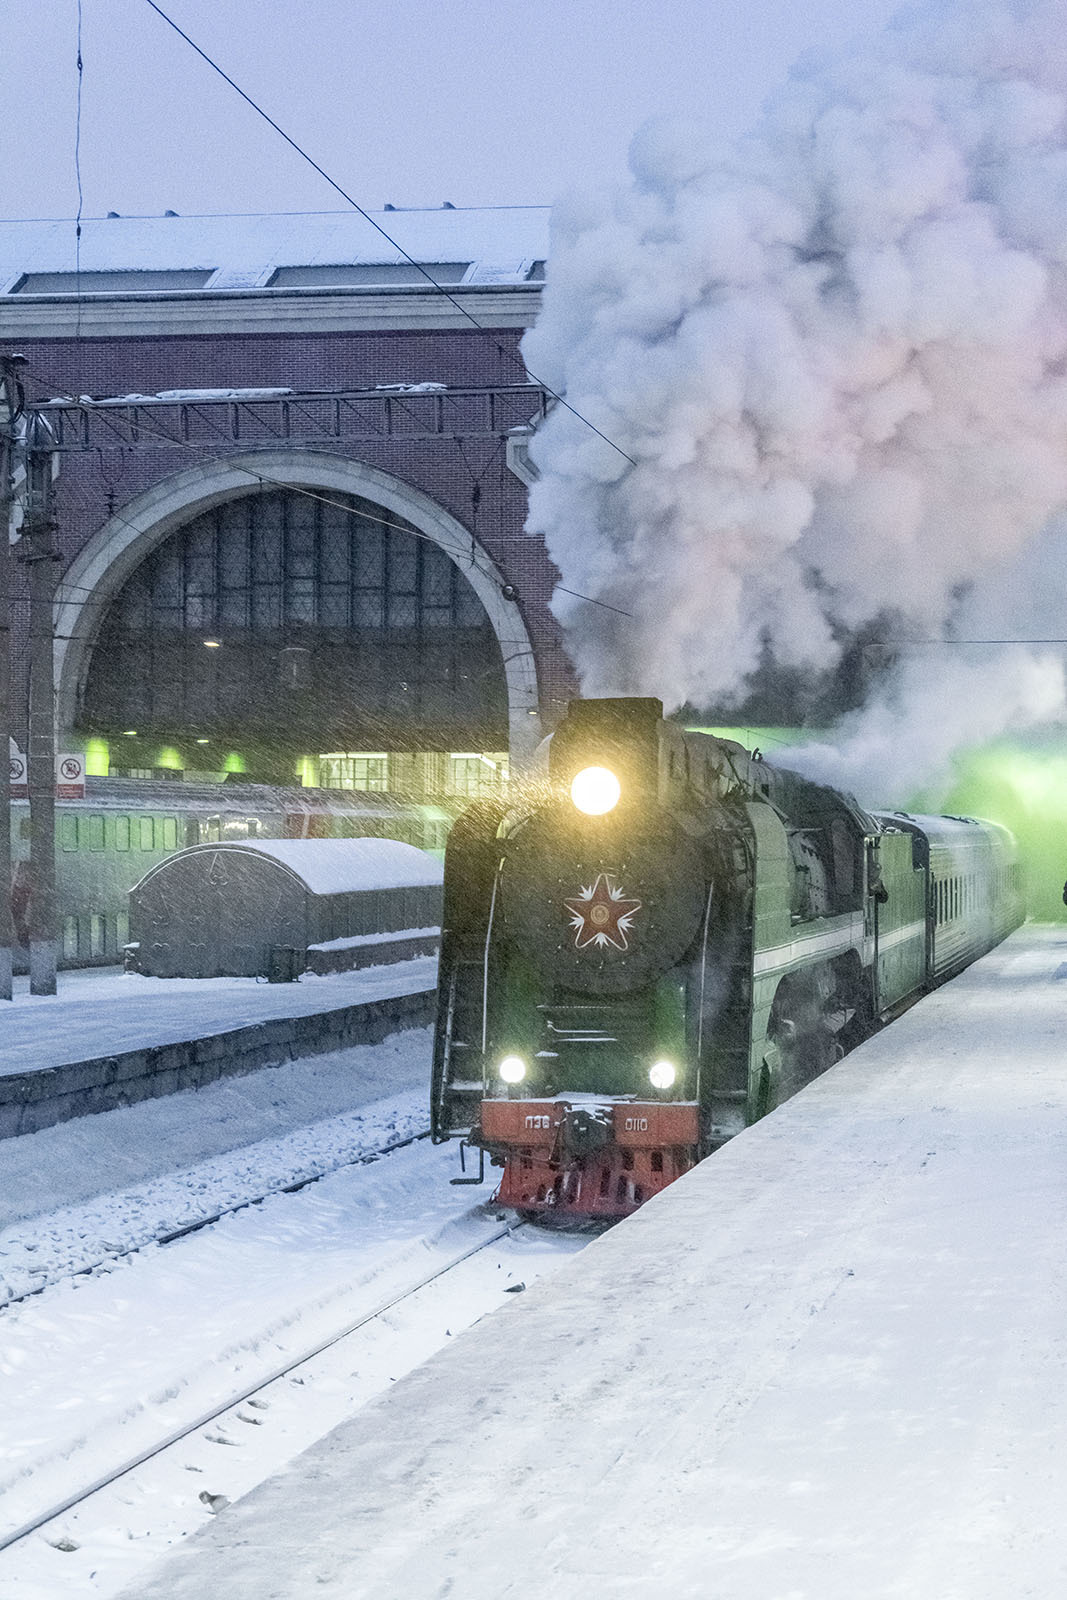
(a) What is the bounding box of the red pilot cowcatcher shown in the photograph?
[564,873,642,952]
[480,1099,700,1217]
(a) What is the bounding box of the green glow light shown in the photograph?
[156,746,182,771]
[910,735,1067,921]
[222,751,247,774]
[84,738,109,777]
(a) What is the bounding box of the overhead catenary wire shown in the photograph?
[140,0,637,470]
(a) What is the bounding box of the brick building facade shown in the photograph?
[1,207,573,795]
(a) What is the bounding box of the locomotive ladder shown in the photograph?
[431,958,486,1140]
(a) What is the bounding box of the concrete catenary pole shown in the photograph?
[18,412,59,995]
[0,354,28,1001]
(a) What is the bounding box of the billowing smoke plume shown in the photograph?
[776,646,1064,802]
[522,0,1067,793]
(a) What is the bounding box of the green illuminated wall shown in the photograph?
[910,736,1067,921]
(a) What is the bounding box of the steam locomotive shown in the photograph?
[431,697,1024,1219]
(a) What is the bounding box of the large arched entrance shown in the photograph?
[56,451,542,791]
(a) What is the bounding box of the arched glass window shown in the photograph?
[108,489,489,636]
[83,488,507,774]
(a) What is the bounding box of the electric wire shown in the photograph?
[139,0,636,468]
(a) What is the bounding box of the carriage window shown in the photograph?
[139,816,155,850]
[320,753,389,791]
[60,815,78,852]
[114,815,131,851]
[62,916,79,960]
[157,816,178,851]
[82,814,106,852]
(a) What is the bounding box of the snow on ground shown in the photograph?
[1,1217,583,1600]
[1,957,437,1076]
[0,1030,432,1231]
[0,1140,498,1565]
[0,1036,435,1298]
[121,924,1067,1600]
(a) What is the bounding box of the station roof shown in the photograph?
[0,206,550,297]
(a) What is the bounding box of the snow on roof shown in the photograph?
[175,837,443,895]
[0,207,550,294]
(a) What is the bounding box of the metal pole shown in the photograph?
[0,355,25,1001]
[19,420,58,995]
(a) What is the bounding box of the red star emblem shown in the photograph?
[564,873,643,952]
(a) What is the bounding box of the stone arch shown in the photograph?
[55,449,542,764]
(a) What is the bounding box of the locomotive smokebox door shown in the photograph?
[499,801,706,996]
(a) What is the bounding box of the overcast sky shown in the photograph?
[4,0,903,221]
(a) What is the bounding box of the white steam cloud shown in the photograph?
[522,0,1067,789]
[776,646,1065,803]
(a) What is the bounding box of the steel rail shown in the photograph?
[0,1213,517,1556]
[0,1127,433,1312]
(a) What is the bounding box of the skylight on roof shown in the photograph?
[12,269,214,295]
[267,262,471,288]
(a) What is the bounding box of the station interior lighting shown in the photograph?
[203,638,221,648]
[498,1055,527,1084]
[649,1060,677,1090]
[570,765,621,816]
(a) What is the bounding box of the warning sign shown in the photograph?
[55,752,85,799]
[10,744,27,800]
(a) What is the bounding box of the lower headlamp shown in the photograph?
[498,1055,527,1085]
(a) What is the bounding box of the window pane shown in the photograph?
[114,815,131,851]
[184,522,216,629]
[153,545,183,629]
[60,815,78,851]
[82,814,106,851]
[139,816,155,850]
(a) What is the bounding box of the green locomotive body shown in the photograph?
[431,697,1023,1218]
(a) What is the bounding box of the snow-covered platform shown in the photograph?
[0,959,437,1139]
[128,922,1067,1600]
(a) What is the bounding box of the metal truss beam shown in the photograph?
[27,384,551,454]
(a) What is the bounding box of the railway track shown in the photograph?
[0,1124,434,1311]
[0,1211,531,1565]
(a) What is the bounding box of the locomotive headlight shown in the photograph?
[570,766,621,816]
[649,1059,677,1090]
[498,1054,527,1085]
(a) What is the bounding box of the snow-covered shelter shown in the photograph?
[128,837,442,978]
